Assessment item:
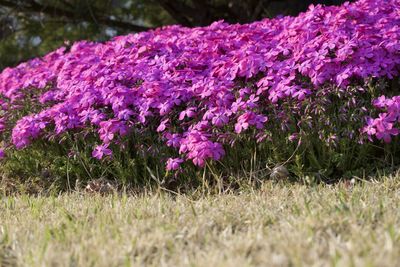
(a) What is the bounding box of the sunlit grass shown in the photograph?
[1,175,400,267]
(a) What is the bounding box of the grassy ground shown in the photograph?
[1,176,400,267]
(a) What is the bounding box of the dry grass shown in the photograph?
[1,177,400,267]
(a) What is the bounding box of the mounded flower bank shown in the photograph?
[0,0,399,185]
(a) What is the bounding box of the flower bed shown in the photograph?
[0,0,399,183]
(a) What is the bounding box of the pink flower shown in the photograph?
[293,89,311,101]
[235,112,268,134]
[376,127,399,143]
[165,133,182,147]
[179,107,197,120]
[362,117,376,139]
[166,158,184,171]
[288,133,299,142]
[157,119,169,132]
[0,0,399,172]
[92,145,112,160]
[373,96,389,108]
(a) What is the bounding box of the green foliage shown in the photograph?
[0,0,172,70]
[1,80,399,192]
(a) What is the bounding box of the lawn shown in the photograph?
[1,176,400,267]
[1,1,400,266]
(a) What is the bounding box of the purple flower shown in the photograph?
[362,117,376,140]
[166,158,184,170]
[165,133,182,148]
[376,126,399,143]
[373,96,389,109]
[179,107,197,120]
[288,133,299,142]
[235,112,268,134]
[293,89,311,101]
[0,0,399,171]
[92,144,112,160]
[157,119,169,132]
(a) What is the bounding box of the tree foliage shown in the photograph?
[0,0,349,69]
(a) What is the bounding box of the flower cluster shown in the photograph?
[0,0,399,170]
[363,96,400,143]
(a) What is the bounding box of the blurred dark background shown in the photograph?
[0,0,350,70]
